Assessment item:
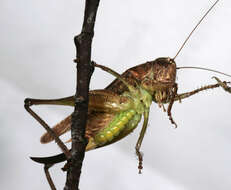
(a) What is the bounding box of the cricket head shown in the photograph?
[140,57,177,103]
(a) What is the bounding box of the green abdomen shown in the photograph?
[94,109,138,145]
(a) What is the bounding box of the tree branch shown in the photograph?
[64,0,100,189]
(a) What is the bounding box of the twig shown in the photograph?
[64,0,100,189]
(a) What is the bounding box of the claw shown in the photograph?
[212,76,231,93]
[136,149,143,174]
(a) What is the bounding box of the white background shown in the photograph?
[1,0,231,189]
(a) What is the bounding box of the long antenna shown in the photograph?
[173,0,220,60]
[177,66,231,78]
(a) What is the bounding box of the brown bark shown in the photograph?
[64,0,100,189]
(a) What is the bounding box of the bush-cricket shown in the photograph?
[24,0,231,189]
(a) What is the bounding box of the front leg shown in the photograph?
[167,83,178,128]
[174,78,231,102]
[212,77,231,93]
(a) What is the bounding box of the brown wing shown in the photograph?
[40,112,115,145]
[40,115,71,144]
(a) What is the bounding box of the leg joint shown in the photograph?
[24,98,33,107]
